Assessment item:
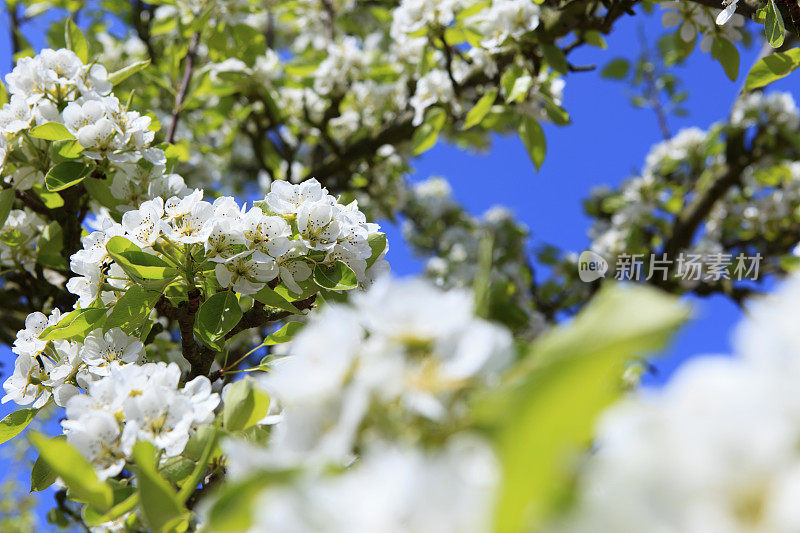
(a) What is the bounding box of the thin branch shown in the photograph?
[166,32,200,144]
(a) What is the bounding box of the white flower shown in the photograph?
[62,411,137,480]
[1,354,53,408]
[12,309,61,358]
[716,0,738,25]
[81,328,145,375]
[0,94,32,133]
[161,192,213,244]
[471,0,541,50]
[265,178,330,216]
[410,70,454,126]
[62,362,219,473]
[121,197,164,247]
[241,207,293,257]
[296,200,342,251]
[259,277,511,467]
[213,250,278,295]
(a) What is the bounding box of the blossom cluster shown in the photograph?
[62,362,218,480]
[232,277,512,469]
[553,276,800,532]
[0,48,163,187]
[586,92,800,288]
[402,176,544,334]
[67,177,387,310]
[1,307,147,409]
[209,276,513,530]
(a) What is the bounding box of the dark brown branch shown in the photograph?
[224,294,317,341]
[166,32,200,144]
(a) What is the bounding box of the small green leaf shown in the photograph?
[223,379,270,432]
[541,44,568,75]
[0,408,38,445]
[194,291,242,348]
[106,237,177,286]
[601,58,630,79]
[411,107,446,155]
[45,161,91,192]
[34,185,65,209]
[313,261,358,291]
[56,139,84,159]
[519,117,546,170]
[108,59,151,85]
[463,89,498,130]
[262,322,303,346]
[254,286,301,314]
[39,307,107,341]
[711,36,740,81]
[0,188,15,228]
[65,18,88,63]
[583,30,607,49]
[132,441,186,533]
[366,232,388,268]
[744,47,800,91]
[30,432,113,511]
[30,122,75,141]
[766,0,786,48]
[31,436,63,491]
[103,285,161,335]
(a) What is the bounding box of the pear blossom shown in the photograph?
[81,328,145,376]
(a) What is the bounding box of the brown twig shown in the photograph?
[165,32,200,144]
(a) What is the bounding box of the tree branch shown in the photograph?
[166,32,200,144]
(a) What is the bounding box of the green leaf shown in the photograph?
[601,58,630,79]
[194,291,242,349]
[108,59,151,85]
[83,490,138,526]
[30,432,113,511]
[711,36,740,81]
[106,237,177,287]
[204,475,273,532]
[519,117,546,170]
[30,122,75,141]
[463,89,498,129]
[486,284,688,532]
[366,232,388,268]
[583,30,607,49]
[0,188,15,228]
[313,261,358,290]
[0,408,38,445]
[40,307,107,341]
[743,47,800,91]
[262,322,303,346]
[64,18,88,63]
[159,457,195,484]
[254,285,301,314]
[766,0,786,48]
[132,441,186,533]
[411,107,446,155]
[103,285,161,335]
[222,379,270,432]
[33,184,65,208]
[45,161,91,192]
[55,139,84,159]
[541,44,568,75]
[31,436,63,491]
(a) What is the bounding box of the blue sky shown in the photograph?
[0,4,798,524]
